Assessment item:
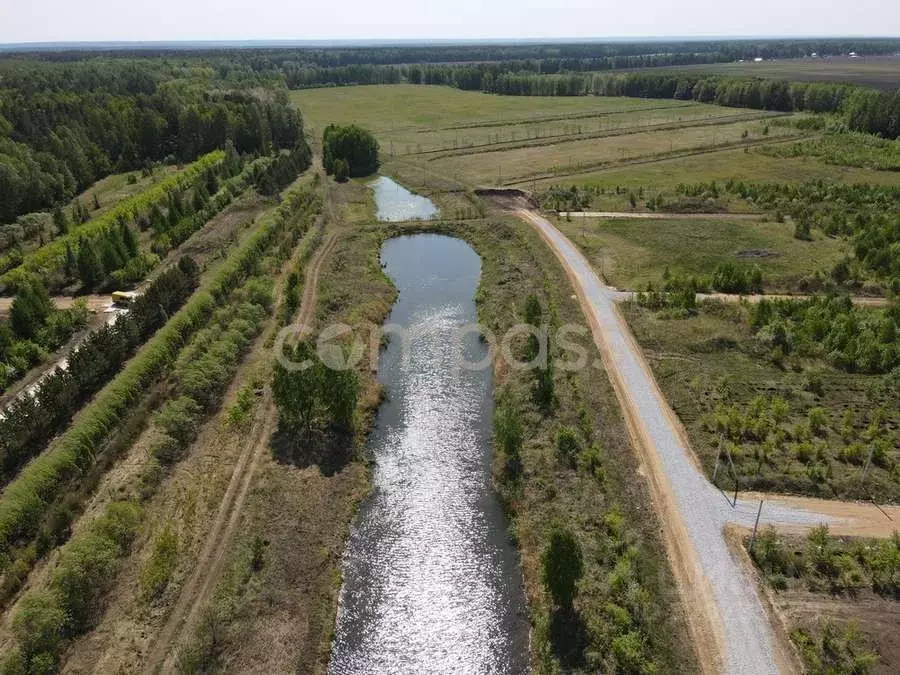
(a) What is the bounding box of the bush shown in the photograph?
[556,426,580,463]
[11,590,67,667]
[494,392,523,460]
[333,158,349,182]
[155,396,203,445]
[8,501,140,672]
[711,261,763,294]
[140,525,179,601]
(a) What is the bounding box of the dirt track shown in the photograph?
[0,294,113,314]
[557,210,762,220]
[514,208,896,675]
[608,290,892,309]
[143,233,337,673]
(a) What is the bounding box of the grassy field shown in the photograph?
[650,56,900,90]
[555,214,847,292]
[293,85,797,187]
[292,84,693,136]
[522,145,900,194]
[292,85,900,203]
[431,117,798,185]
[624,301,900,502]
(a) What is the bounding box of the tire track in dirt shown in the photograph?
[143,232,338,673]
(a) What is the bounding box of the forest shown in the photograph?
[0,58,307,224]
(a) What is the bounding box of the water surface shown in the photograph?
[369,176,439,222]
[329,234,529,674]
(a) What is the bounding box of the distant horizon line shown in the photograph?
[2,35,900,52]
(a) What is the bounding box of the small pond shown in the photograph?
[369,176,439,222]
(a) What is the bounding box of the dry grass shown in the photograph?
[520,144,900,192]
[554,214,847,293]
[430,118,800,185]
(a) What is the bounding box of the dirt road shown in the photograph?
[0,294,113,315]
[515,208,895,674]
[607,290,893,309]
[143,233,338,673]
[557,210,762,220]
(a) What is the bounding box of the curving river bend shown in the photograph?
[329,232,529,674]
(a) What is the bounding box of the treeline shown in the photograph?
[0,258,199,488]
[1,141,310,293]
[0,56,307,223]
[314,61,898,140]
[1,181,322,672]
[22,38,898,77]
[0,151,227,288]
[0,178,316,591]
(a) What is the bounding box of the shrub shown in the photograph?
[493,392,523,461]
[150,434,184,465]
[807,407,828,436]
[556,426,580,463]
[711,261,763,294]
[155,396,202,445]
[140,525,179,601]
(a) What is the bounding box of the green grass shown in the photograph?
[292,85,800,188]
[521,144,900,192]
[624,301,900,502]
[554,215,846,292]
[292,84,693,137]
[430,118,799,185]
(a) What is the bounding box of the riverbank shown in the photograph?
[160,174,698,672]
[370,213,698,670]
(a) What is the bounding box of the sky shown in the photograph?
[1,0,899,44]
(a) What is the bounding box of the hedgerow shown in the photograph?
[0,181,319,570]
[0,151,226,290]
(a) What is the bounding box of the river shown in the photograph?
[328,230,529,674]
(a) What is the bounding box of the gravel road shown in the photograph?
[519,209,844,674]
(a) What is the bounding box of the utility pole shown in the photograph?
[861,443,876,481]
[748,500,764,552]
[712,439,724,484]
